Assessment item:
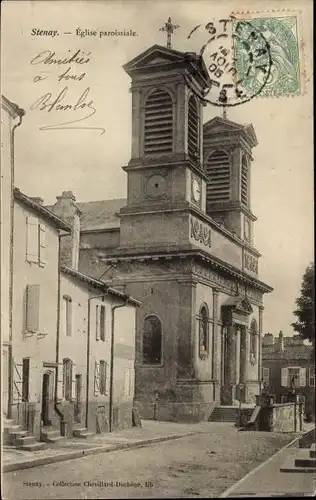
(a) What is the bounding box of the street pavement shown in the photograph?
[2,421,298,499]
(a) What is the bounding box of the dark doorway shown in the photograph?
[22,358,30,402]
[41,373,51,426]
[74,374,82,423]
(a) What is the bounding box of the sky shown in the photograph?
[2,0,314,335]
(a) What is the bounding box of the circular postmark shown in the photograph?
[185,16,272,107]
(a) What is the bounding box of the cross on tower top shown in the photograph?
[159,17,179,49]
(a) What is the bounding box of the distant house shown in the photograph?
[262,331,315,418]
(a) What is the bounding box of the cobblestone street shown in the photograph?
[3,424,296,499]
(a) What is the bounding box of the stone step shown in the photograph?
[310,443,316,458]
[208,407,238,422]
[73,428,94,438]
[294,450,316,468]
[18,442,46,451]
[15,435,37,446]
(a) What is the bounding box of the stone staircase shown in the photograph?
[208,406,239,422]
[40,426,66,444]
[3,418,45,451]
[281,442,316,473]
[73,426,94,439]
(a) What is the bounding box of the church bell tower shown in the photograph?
[119,43,212,249]
[203,117,258,246]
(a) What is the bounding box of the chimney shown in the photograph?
[275,330,284,353]
[51,190,81,270]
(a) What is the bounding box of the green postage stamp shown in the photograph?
[233,14,302,97]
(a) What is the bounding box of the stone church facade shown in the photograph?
[55,44,273,422]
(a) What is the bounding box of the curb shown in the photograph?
[3,432,197,473]
[219,429,314,498]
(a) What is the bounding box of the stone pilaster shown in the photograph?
[212,289,219,381]
[258,306,264,385]
[235,327,241,385]
[222,325,236,405]
[131,87,141,159]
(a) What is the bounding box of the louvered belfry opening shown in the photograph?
[241,156,249,206]
[188,96,199,160]
[206,150,231,203]
[144,89,173,156]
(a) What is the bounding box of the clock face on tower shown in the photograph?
[191,178,201,205]
[146,174,166,198]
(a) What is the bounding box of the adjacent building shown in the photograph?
[2,95,140,445]
[1,96,24,418]
[262,332,315,418]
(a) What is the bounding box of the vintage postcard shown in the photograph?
[1,0,314,498]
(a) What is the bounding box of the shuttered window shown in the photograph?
[188,96,199,160]
[26,284,40,333]
[281,367,307,387]
[26,217,46,266]
[309,368,315,387]
[63,295,72,337]
[241,156,249,206]
[144,89,173,156]
[96,305,106,341]
[63,359,73,401]
[206,150,230,203]
[262,367,269,384]
[99,360,108,395]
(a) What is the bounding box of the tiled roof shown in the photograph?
[61,266,141,307]
[14,188,71,232]
[262,344,313,361]
[76,198,126,231]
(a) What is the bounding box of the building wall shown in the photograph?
[11,200,60,438]
[1,107,13,346]
[58,274,137,435]
[262,358,315,417]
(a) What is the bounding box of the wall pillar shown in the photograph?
[222,325,236,405]
[235,327,241,385]
[258,306,264,390]
[212,289,220,401]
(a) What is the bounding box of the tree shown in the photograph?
[291,263,315,345]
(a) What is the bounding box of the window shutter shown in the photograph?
[309,368,315,387]
[71,362,76,400]
[299,367,306,387]
[57,363,64,401]
[12,360,23,403]
[263,368,269,384]
[66,299,72,337]
[96,305,100,340]
[39,224,46,267]
[94,361,100,396]
[26,217,39,263]
[100,305,106,341]
[281,367,288,387]
[105,362,110,396]
[26,284,40,332]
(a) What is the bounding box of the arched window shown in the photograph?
[144,89,173,156]
[188,95,199,160]
[62,358,73,401]
[199,304,209,359]
[241,156,249,206]
[250,319,258,363]
[206,150,230,203]
[143,315,162,365]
